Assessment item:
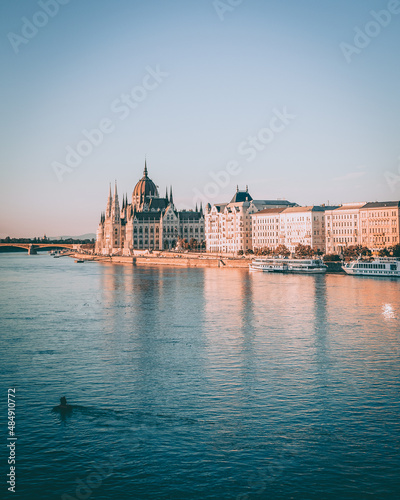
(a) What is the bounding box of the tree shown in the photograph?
[323,254,341,262]
[237,250,244,256]
[273,244,290,257]
[294,244,314,258]
[262,247,272,256]
[245,248,254,255]
[343,245,371,260]
[378,248,391,257]
[189,238,198,251]
[177,238,189,250]
[390,244,400,257]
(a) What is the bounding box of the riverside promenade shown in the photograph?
[72,251,250,268]
[71,252,343,271]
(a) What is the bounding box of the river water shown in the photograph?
[0,253,399,499]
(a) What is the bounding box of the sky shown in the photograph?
[1,0,399,237]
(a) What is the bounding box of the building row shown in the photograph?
[204,190,400,254]
[95,165,400,255]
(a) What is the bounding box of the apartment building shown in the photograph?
[359,201,400,250]
[324,202,366,254]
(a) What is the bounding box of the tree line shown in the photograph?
[247,243,400,260]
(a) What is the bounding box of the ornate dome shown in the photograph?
[132,161,159,208]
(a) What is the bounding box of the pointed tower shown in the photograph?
[169,186,174,206]
[112,181,120,223]
[165,187,169,202]
[195,203,198,212]
[106,183,112,219]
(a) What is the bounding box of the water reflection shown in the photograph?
[1,254,400,500]
[382,303,396,320]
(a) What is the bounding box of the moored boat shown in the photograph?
[342,257,400,277]
[249,257,327,274]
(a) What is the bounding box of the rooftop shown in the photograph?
[252,207,287,216]
[361,201,400,209]
[281,205,326,213]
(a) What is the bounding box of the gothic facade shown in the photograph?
[95,162,205,255]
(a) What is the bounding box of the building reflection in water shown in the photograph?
[98,263,209,414]
[92,263,399,427]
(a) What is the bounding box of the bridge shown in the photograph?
[0,243,76,255]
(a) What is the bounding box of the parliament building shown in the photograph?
[95,162,204,255]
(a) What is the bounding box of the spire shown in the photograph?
[165,187,169,202]
[143,158,148,177]
[200,202,203,215]
[236,185,239,193]
[169,185,173,205]
[195,202,198,212]
[106,183,112,218]
[112,180,120,222]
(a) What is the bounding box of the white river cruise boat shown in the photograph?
[342,257,400,277]
[249,257,328,274]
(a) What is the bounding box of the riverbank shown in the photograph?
[71,253,344,272]
[72,253,250,268]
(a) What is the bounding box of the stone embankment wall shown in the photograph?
[73,253,344,272]
[73,253,250,268]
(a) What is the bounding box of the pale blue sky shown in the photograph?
[1,0,399,237]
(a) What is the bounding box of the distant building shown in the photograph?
[324,202,366,254]
[205,187,296,253]
[95,162,204,254]
[359,201,400,251]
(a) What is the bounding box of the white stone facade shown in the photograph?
[205,188,296,253]
[278,206,326,253]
